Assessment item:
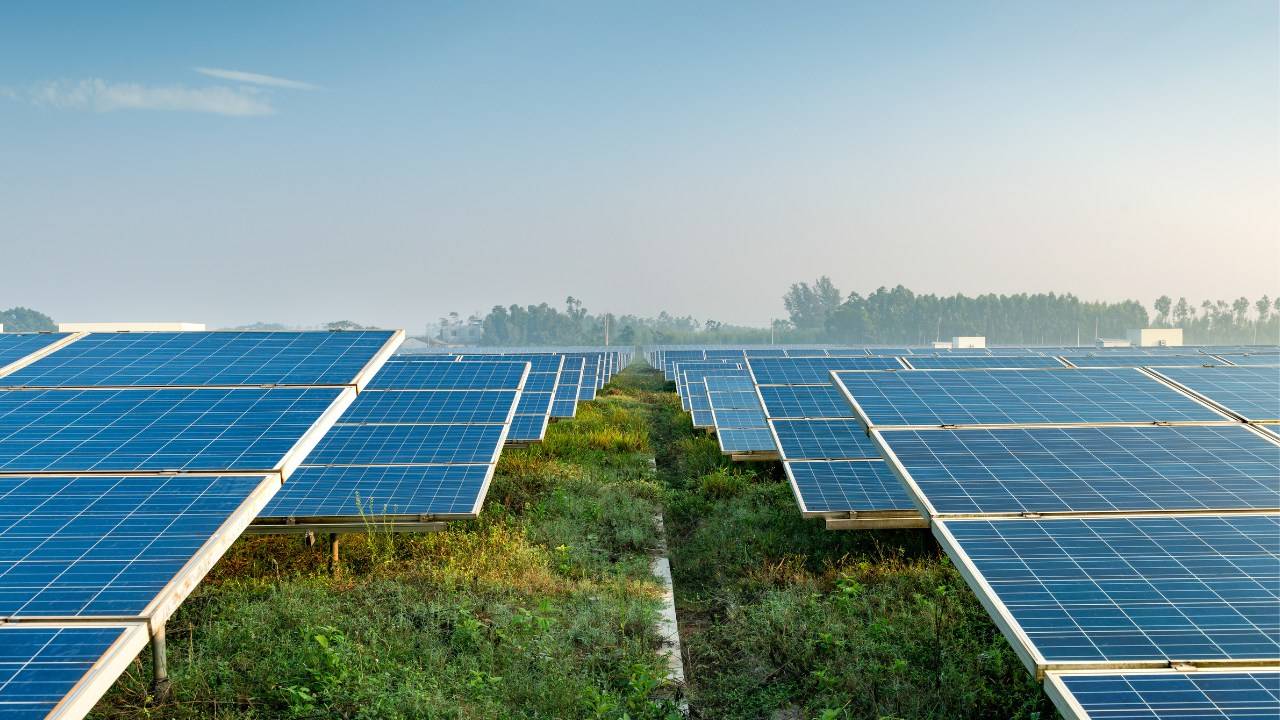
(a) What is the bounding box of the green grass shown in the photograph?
[617,365,1057,720]
[93,365,1056,719]
[93,396,682,720]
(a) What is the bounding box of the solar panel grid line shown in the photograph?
[1145,366,1280,423]
[872,425,1280,520]
[0,622,151,720]
[0,386,354,477]
[2,331,401,390]
[0,332,83,381]
[1043,668,1280,720]
[832,367,1234,430]
[934,514,1280,678]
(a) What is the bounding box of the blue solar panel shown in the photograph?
[0,475,270,617]
[1154,366,1280,422]
[507,414,549,443]
[770,419,880,460]
[748,357,902,384]
[457,354,564,373]
[759,384,852,418]
[303,424,504,465]
[1064,354,1214,368]
[0,624,139,719]
[905,355,1065,370]
[2,331,394,388]
[514,391,553,416]
[716,428,777,454]
[882,425,1280,515]
[703,375,756,394]
[1050,669,1280,720]
[261,465,491,519]
[706,389,762,410]
[0,387,342,473]
[939,514,1280,665]
[1217,353,1280,367]
[835,368,1225,427]
[369,361,528,390]
[787,460,916,514]
[712,409,767,427]
[339,390,518,425]
[0,334,70,371]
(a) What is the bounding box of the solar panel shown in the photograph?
[1153,366,1280,422]
[770,419,880,460]
[786,460,916,514]
[716,428,777,454]
[0,387,344,473]
[507,414,549,443]
[880,425,1280,516]
[1046,669,1280,720]
[338,389,518,425]
[712,408,767,427]
[747,357,902,385]
[2,331,396,388]
[0,334,71,374]
[758,384,853,419]
[1217,353,1280,367]
[703,375,756,394]
[0,623,147,720]
[551,357,585,417]
[303,424,505,465]
[706,389,762,410]
[260,465,492,519]
[834,368,1226,428]
[1064,354,1214,368]
[937,514,1280,668]
[368,361,529,390]
[0,474,274,617]
[905,355,1065,370]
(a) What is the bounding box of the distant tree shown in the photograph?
[783,276,842,329]
[1153,296,1172,326]
[1256,296,1272,324]
[325,320,375,330]
[1172,297,1192,326]
[0,307,56,331]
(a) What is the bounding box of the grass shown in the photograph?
[94,364,1056,719]
[93,396,682,720]
[610,365,1057,720]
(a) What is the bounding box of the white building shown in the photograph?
[58,322,206,332]
[951,336,986,349]
[1126,328,1183,347]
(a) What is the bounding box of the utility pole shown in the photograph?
[604,314,610,346]
[770,319,775,345]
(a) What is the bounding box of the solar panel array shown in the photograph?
[649,342,1280,719]
[0,329,400,719]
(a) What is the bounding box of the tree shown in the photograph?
[1153,296,1172,326]
[0,307,56,332]
[783,276,842,329]
[1256,296,1271,324]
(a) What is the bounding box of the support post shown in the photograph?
[151,623,172,702]
[303,530,316,548]
[328,533,340,575]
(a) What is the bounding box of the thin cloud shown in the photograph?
[193,67,318,90]
[20,78,275,116]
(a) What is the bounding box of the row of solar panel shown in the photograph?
[658,346,1280,719]
[0,331,628,718]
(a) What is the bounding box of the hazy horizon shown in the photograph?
[2,1,1276,330]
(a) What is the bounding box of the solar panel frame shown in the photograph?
[0,622,150,720]
[0,473,279,623]
[874,424,1280,518]
[0,333,77,379]
[784,459,919,516]
[832,367,1231,429]
[1,330,401,390]
[1044,668,1280,720]
[1150,366,1280,423]
[934,513,1280,675]
[0,386,353,475]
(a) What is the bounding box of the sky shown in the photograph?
[1,1,1276,331]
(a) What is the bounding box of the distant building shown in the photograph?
[58,322,206,332]
[1095,338,1131,348]
[440,321,483,345]
[951,336,986,349]
[1126,328,1183,347]
[931,341,951,349]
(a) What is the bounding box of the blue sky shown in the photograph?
[1,1,1275,330]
